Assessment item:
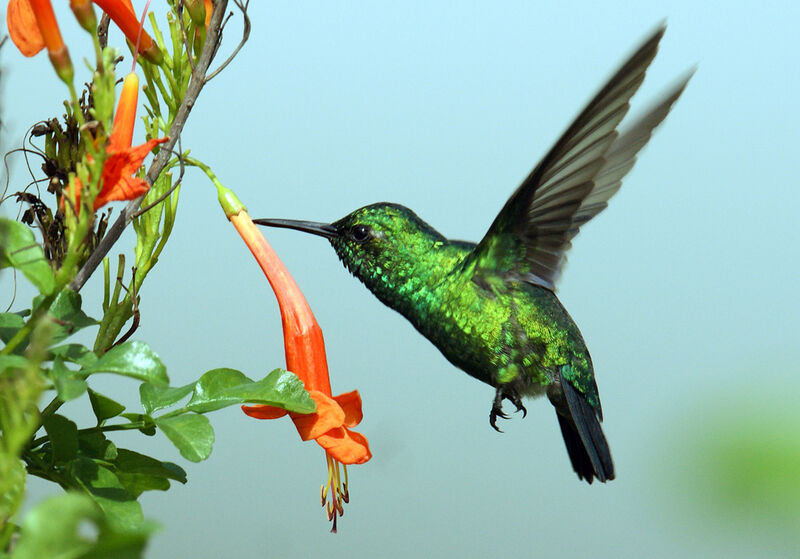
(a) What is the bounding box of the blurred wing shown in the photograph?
[466,26,686,290]
[575,71,693,225]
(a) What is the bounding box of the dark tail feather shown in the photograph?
[552,372,615,484]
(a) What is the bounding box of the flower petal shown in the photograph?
[333,390,363,428]
[93,137,167,209]
[291,390,344,441]
[109,73,139,152]
[316,428,372,465]
[241,404,288,420]
[7,0,45,57]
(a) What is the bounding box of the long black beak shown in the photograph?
[253,218,339,239]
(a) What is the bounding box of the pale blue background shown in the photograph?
[3,1,799,557]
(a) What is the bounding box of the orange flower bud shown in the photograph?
[69,0,97,33]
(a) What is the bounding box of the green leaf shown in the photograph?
[115,473,169,499]
[187,368,315,414]
[88,389,126,423]
[139,382,195,415]
[0,218,55,294]
[78,431,118,462]
[0,312,25,344]
[50,343,98,367]
[82,341,168,386]
[10,492,156,559]
[33,289,98,345]
[155,414,214,463]
[114,449,186,483]
[42,414,79,464]
[113,449,187,497]
[50,358,88,402]
[69,458,143,530]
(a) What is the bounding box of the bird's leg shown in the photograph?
[490,388,510,432]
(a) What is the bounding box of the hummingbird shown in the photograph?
[255,26,691,483]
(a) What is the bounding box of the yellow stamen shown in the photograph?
[322,452,351,532]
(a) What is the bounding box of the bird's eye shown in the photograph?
[351,224,371,242]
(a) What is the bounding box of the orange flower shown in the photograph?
[7,0,162,64]
[223,205,370,531]
[92,0,163,64]
[7,0,72,81]
[67,73,167,212]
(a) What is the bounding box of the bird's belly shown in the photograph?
[411,283,564,391]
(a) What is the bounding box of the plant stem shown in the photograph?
[70,0,232,293]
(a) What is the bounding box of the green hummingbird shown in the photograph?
[255,26,690,483]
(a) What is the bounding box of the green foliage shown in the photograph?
[0,219,55,295]
[9,493,156,559]
[154,415,214,463]
[1,283,313,551]
[187,367,316,414]
[82,342,167,386]
[1,1,312,554]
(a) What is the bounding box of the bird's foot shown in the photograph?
[489,385,527,432]
[505,388,527,418]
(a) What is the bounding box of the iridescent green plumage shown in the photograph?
[255,26,691,483]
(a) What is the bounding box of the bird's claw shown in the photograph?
[505,389,527,418]
[489,385,526,432]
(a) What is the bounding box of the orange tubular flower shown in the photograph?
[7,0,161,66]
[220,198,370,532]
[7,0,72,82]
[68,73,167,212]
[92,0,163,64]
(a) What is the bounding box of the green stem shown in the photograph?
[40,396,64,420]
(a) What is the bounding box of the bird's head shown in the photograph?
[255,203,448,292]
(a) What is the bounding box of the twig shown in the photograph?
[205,0,250,82]
[70,0,232,292]
[97,14,111,49]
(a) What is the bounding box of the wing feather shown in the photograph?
[465,26,690,291]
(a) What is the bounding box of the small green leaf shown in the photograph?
[186,368,315,414]
[10,492,156,559]
[0,312,25,344]
[50,358,88,402]
[88,389,126,423]
[33,289,98,344]
[155,414,214,462]
[50,343,98,367]
[83,341,169,386]
[42,414,79,464]
[69,458,144,529]
[0,218,55,294]
[139,382,195,415]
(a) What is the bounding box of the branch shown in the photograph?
[70,0,232,292]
